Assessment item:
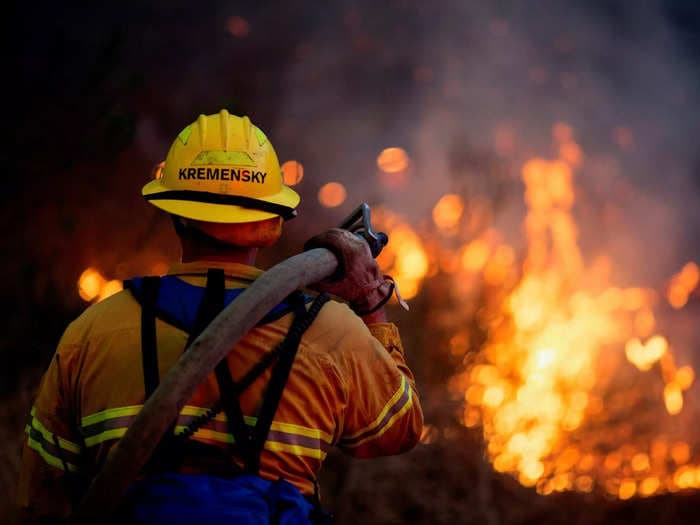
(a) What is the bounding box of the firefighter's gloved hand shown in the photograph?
[304,228,394,316]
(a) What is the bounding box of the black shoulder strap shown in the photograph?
[186,268,225,348]
[178,268,256,465]
[245,292,330,474]
[140,275,186,474]
[191,290,330,474]
[140,276,161,398]
[139,268,330,478]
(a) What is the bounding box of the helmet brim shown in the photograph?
[142,179,301,223]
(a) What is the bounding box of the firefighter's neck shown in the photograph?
[180,240,258,266]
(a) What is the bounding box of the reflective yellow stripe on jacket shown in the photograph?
[80,405,333,460]
[339,374,414,448]
[25,407,82,472]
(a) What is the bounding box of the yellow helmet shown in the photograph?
[142,109,300,223]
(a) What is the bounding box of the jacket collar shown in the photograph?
[166,261,264,286]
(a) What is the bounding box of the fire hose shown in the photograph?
[70,203,387,523]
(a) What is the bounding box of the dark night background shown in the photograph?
[3,1,700,523]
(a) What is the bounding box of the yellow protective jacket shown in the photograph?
[17,261,423,521]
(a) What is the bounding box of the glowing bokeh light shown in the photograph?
[376,147,410,173]
[318,182,347,208]
[78,267,105,302]
[78,268,123,303]
[226,16,250,38]
[281,160,304,186]
[432,194,464,231]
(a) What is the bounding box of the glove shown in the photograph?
[303,228,395,315]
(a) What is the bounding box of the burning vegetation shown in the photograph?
[368,126,700,501]
[76,123,699,505]
[447,154,699,499]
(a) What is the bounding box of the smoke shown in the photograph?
[4,0,700,510]
[274,0,700,284]
[7,0,699,371]
[269,8,700,471]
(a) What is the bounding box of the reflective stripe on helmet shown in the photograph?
[145,190,298,220]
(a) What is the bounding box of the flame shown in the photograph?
[281,160,304,186]
[318,182,347,208]
[444,151,699,498]
[83,118,699,501]
[78,267,122,303]
[373,208,429,301]
[151,160,165,180]
[461,238,491,273]
[420,424,437,444]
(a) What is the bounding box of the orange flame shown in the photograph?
[82,119,699,501]
[373,208,429,301]
[151,160,165,180]
[445,150,699,498]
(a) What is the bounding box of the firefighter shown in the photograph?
[16,110,423,524]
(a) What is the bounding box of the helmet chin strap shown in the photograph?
[171,216,246,250]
